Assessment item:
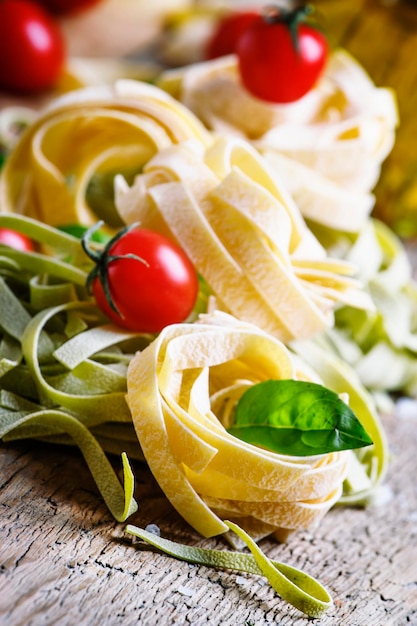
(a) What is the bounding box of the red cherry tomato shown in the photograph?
[0,228,35,252]
[237,6,328,103]
[0,0,66,94]
[83,224,199,333]
[205,10,259,60]
[36,0,102,16]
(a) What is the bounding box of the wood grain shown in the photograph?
[1,404,417,626]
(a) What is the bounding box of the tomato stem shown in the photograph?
[262,4,315,54]
[82,221,149,318]
[81,221,103,263]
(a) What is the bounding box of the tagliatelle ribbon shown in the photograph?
[0,80,212,227]
[157,49,398,233]
[126,520,333,618]
[290,336,389,504]
[260,150,375,232]
[0,106,37,154]
[315,218,417,399]
[116,135,373,343]
[126,310,351,540]
[1,406,137,522]
[0,216,151,519]
[20,301,144,425]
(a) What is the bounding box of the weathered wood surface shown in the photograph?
[1,402,417,626]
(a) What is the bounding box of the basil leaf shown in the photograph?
[228,380,373,456]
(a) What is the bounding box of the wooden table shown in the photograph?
[1,395,417,625]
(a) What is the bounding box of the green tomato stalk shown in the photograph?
[82,221,149,318]
[263,4,317,52]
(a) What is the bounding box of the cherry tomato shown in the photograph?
[36,0,102,16]
[205,10,259,60]
[236,6,328,104]
[0,0,66,94]
[0,228,35,252]
[83,224,199,333]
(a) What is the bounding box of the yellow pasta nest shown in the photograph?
[116,135,373,342]
[0,80,211,227]
[126,311,351,540]
[158,50,398,233]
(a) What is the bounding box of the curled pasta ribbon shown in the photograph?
[126,521,333,618]
[116,135,373,342]
[158,50,398,232]
[0,80,211,228]
[318,219,417,397]
[0,106,37,154]
[126,311,351,540]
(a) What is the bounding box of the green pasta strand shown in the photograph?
[2,407,137,521]
[125,521,332,618]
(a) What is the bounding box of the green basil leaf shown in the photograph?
[228,380,373,456]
